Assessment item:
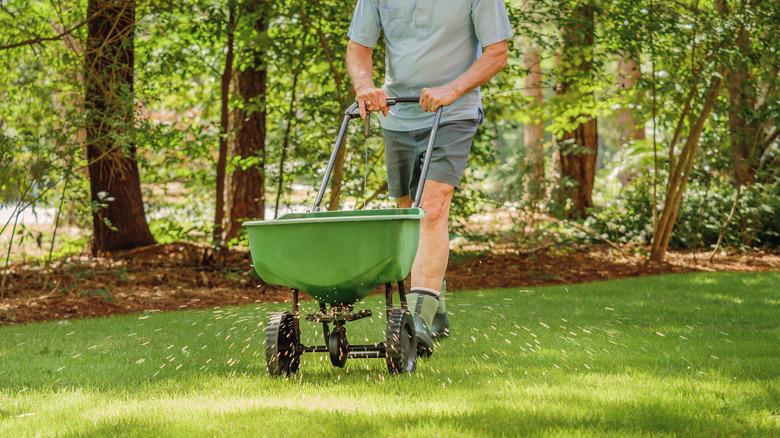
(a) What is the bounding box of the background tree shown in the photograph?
[554,1,598,219]
[214,3,236,245]
[222,0,268,242]
[84,0,155,253]
[523,43,546,203]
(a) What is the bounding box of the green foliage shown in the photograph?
[585,173,780,249]
[45,235,90,261]
[148,220,211,246]
[1,0,778,256]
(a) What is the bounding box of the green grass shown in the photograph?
[1,272,779,437]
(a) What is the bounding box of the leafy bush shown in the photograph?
[585,175,780,250]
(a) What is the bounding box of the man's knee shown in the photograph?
[420,183,454,226]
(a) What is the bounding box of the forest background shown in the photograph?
[0,0,778,322]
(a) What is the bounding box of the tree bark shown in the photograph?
[556,3,598,219]
[223,1,267,242]
[214,6,235,245]
[524,47,546,203]
[84,0,155,254]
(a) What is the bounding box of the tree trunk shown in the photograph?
[616,53,645,146]
[223,1,266,242]
[84,0,155,254]
[327,134,348,211]
[558,119,598,217]
[214,6,235,245]
[725,26,758,187]
[295,2,348,211]
[650,72,726,262]
[524,47,545,203]
[556,3,597,219]
[275,70,300,218]
[616,53,645,187]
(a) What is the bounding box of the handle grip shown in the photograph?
[345,96,427,118]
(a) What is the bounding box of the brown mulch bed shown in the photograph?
[1,243,777,325]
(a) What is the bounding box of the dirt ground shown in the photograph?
[1,243,778,325]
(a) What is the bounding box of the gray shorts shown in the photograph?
[383,119,479,199]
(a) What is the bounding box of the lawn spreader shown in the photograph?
[244,97,444,376]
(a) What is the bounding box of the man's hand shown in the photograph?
[356,87,389,119]
[347,41,389,119]
[420,86,459,113]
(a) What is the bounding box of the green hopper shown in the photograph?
[244,208,423,305]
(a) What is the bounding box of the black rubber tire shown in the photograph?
[265,311,300,376]
[385,308,416,374]
[328,325,349,368]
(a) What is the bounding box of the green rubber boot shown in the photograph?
[431,279,449,339]
[405,289,439,357]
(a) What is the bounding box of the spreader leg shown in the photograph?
[398,280,407,310]
[291,289,301,340]
[385,282,393,319]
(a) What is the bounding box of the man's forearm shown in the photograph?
[346,41,376,94]
[346,40,389,117]
[449,41,509,98]
[420,40,509,111]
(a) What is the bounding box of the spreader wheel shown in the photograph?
[385,308,416,374]
[265,311,300,376]
[328,325,349,368]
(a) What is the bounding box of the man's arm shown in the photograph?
[346,40,389,118]
[420,40,509,112]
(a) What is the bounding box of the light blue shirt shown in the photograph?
[348,0,514,131]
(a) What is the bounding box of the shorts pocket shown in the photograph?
[379,7,407,41]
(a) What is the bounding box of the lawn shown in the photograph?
[1,272,778,437]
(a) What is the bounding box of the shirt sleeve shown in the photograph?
[347,0,382,48]
[471,0,514,48]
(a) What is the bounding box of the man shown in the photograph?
[346,0,512,355]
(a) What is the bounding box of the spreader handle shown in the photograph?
[343,96,424,119]
[313,97,445,211]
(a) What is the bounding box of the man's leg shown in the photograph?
[397,180,454,354]
[410,180,454,289]
[389,119,477,353]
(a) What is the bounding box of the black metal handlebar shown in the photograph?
[313,96,444,211]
